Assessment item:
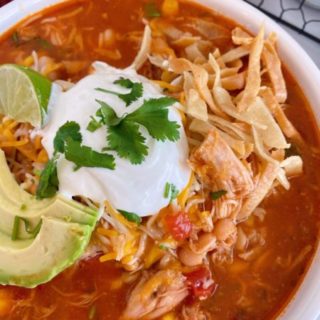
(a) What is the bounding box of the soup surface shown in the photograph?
[0,1,319,320]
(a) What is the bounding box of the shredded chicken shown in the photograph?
[189,129,254,197]
[121,270,188,320]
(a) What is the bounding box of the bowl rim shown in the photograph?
[0,0,319,319]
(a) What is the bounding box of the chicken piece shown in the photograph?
[237,162,279,222]
[189,130,254,197]
[121,270,188,320]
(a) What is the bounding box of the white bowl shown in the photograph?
[0,0,319,319]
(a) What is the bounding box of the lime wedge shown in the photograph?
[0,64,52,128]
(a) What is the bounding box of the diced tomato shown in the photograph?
[165,211,192,241]
[184,267,218,301]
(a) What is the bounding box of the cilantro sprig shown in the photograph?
[118,210,142,225]
[210,190,227,200]
[106,97,180,164]
[164,182,179,202]
[37,121,115,199]
[96,77,143,107]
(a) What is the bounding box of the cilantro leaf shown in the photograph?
[95,100,122,126]
[210,190,227,200]
[54,121,82,153]
[36,156,59,199]
[96,77,143,107]
[64,139,115,170]
[107,121,148,165]
[144,2,161,18]
[164,182,179,202]
[126,97,180,141]
[118,210,142,225]
[87,116,103,132]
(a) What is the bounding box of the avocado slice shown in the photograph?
[0,216,93,288]
[0,149,100,287]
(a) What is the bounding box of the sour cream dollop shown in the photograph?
[41,62,191,217]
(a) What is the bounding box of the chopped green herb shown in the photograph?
[87,116,103,132]
[106,97,179,164]
[88,305,97,320]
[210,190,227,200]
[20,204,27,211]
[64,139,115,170]
[107,121,148,165]
[164,182,179,202]
[11,31,20,46]
[164,182,171,198]
[11,216,42,241]
[54,121,82,154]
[170,184,179,201]
[33,169,42,177]
[118,210,142,225]
[35,37,52,49]
[144,2,161,18]
[95,100,122,126]
[36,156,59,199]
[125,97,180,142]
[96,77,143,106]
[159,244,169,250]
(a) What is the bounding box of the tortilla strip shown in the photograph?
[259,87,301,140]
[221,71,246,91]
[232,27,253,46]
[169,57,225,116]
[220,45,250,64]
[237,162,279,222]
[130,25,152,70]
[262,36,287,103]
[189,129,254,197]
[237,26,265,111]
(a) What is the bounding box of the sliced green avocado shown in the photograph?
[0,216,93,288]
[0,149,100,287]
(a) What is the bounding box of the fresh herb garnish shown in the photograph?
[54,121,82,153]
[11,216,42,241]
[20,204,27,211]
[118,209,142,225]
[87,116,103,132]
[164,182,179,202]
[98,97,179,164]
[36,156,59,199]
[11,31,20,46]
[159,244,169,250]
[96,77,143,107]
[210,190,227,200]
[64,138,115,171]
[107,121,148,165]
[144,2,161,18]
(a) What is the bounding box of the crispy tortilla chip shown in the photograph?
[170,58,224,116]
[242,97,289,149]
[130,25,152,70]
[237,162,279,222]
[184,72,208,121]
[237,26,265,111]
[259,87,301,140]
[213,87,265,129]
[208,53,221,87]
[221,71,246,91]
[262,35,287,103]
[232,27,253,45]
[252,126,279,164]
[220,45,250,64]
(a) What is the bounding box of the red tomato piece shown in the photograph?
[165,211,192,241]
[184,267,218,301]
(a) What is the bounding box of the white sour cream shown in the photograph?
[41,62,191,217]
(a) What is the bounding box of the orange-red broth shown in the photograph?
[0,0,319,319]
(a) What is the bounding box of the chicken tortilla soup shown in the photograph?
[0,0,319,319]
